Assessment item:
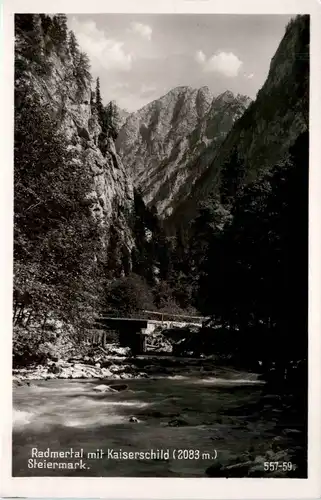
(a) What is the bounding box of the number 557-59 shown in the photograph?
[264,462,293,471]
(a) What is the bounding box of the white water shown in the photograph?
[12,374,300,477]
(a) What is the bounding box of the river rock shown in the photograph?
[282,428,302,436]
[224,461,254,477]
[109,364,122,373]
[109,383,128,392]
[266,449,289,462]
[13,378,23,386]
[271,437,286,453]
[206,460,253,478]
[13,379,30,387]
[129,416,140,423]
[104,345,131,356]
[48,363,62,374]
[101,368,112,377]
[93,384,116,393]
[58,361,73,368]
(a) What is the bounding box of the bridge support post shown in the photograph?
[140,329,147,353]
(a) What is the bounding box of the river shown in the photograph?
[12,367,306,477]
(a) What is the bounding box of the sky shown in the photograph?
[67,14,293,112]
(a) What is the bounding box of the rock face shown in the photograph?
[114,105,130,131]
[116,86,251,217]
[168,15,309,230]
[27,50,134,253]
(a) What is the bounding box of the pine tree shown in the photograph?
[105,223,124,278]
[105,100,119,139]
[57,14,68,39]
[50,14,68,52]
[15,14,45,73]
[74,52,92,96]
[68,30,79,60]
[15,14,37,34]
[95,77,104,123]
[197,131,308,367]
[39,14,52,37]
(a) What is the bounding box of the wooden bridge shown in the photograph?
[90,310,209,355]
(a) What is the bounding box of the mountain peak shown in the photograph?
[216,90,235,102]
[116,83,249,217]
[169,85,193,93]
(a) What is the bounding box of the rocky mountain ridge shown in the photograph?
[116,86,251,217]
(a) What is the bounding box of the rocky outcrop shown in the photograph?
[12,356,148,381]
[116,86,250,217]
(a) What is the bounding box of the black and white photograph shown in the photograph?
[9,7,311,483]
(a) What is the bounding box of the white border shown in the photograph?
[1,0,321,498]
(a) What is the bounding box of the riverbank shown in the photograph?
[13,349,262,384]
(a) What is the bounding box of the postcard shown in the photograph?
[1,0,320,498]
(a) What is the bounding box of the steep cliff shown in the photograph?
[116,86,250,217]
[168,15,309,230]
[27,49,134,252]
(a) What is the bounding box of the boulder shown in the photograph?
[101,368,112,377]
[13,379,23,387]
[109,383,128,392]
[93,384,116,393]
[48,363,62,374]
[206,461,253,478]
[109,364,122,373]
[129,416,140,423]
[224,461,254,477]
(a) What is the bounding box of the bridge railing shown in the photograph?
[142,310,209,324]
[97,310,210,324]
